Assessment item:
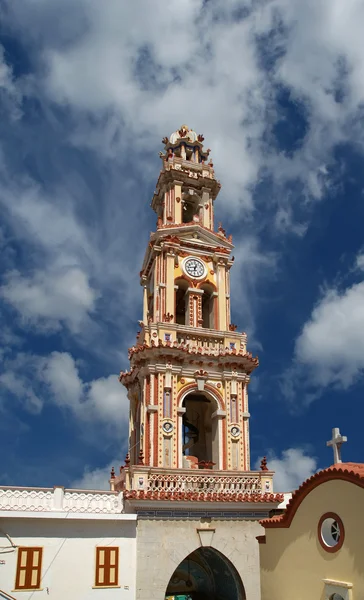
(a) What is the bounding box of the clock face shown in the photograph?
[184,258,205,278]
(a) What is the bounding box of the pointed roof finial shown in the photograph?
[138,449,144,466]
[110,466,115,479]
[327,427,347,464]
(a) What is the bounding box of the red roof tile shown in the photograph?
[260,462,364,528]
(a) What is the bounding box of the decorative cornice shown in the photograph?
[119,342,258,384]
[124,490,283,503]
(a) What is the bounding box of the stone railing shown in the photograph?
[0,486,123,514]
[147,471,262,494]
[176,329,226,353]
[118,466,275,498]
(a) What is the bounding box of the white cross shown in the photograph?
[326,427,347,464]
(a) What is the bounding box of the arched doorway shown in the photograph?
[165,547,246,600]
[182,391,219,469]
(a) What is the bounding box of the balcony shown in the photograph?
[116,466,281,504]
[176,329,225,353]
[149,323,247,354]
[147,470,262,494]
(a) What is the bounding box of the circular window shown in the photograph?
[318,512,344,553]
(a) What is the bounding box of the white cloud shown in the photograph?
[72,458,119,491]
[261,448,318,492]
[355,253,364,271]
[3,0,364,352]
[295,280,364,389]
[5,0,361,212]
[0,368,43,414]
[0,351,129,434]
[42,352,129,428]
[0,45,22,119]
[231,236,277,340]
[1,267,97,333]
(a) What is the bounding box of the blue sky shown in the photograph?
[1,0,364,492]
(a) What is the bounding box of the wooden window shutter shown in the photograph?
[15,547,43,590]
[95,547,119,587]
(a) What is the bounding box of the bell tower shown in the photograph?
[116,125,278,502]
[114,127,283,600]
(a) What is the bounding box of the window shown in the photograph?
[175,279,189,325]
[323,579,352,600]
[95,547,119,587]
[15,547,43,590]
[318,513,344,553]
[200,284,216,329]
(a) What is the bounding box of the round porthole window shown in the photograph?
[318,512,344,553]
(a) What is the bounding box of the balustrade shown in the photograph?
[176,331,225,353]
[147,471,262,495]
[0,486,123,514]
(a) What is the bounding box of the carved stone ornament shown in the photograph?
[162,421,174,434]
[231,426,240,438]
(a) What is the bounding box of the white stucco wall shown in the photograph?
[0,516,137,600]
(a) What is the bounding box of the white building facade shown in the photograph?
[0,486,137,600]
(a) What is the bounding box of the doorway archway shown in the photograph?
[165,547,246,600]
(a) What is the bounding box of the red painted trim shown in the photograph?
[124,490,283,502]
[197,279,217,291]
[177,382,225,411]
[256,535,266,544]
[318,512,345,553]
[261,466,364,529]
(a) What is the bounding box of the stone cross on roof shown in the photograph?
[326,427,347,464]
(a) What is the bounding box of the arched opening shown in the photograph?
[182,391,219,469]
[200,283,215,329]
[175,278,189,325]
[182,191,200,223]
[165,547,246,600]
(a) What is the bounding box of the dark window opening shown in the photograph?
[175,280,189,325]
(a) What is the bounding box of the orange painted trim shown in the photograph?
[261,467,364,529]
[197,279,217,291]
[177,382,225,411]
[317,512,345,553]
[124,490,283,502]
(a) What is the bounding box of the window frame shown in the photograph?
[318,512,345,553]
[94,546,120,588]
[14,546,43,591]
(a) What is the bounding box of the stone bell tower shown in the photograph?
[115,126,283,600]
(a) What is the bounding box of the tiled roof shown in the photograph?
[124,490,284,503]
[260,462,364,528]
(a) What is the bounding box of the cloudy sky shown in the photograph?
[1,0,364,492]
